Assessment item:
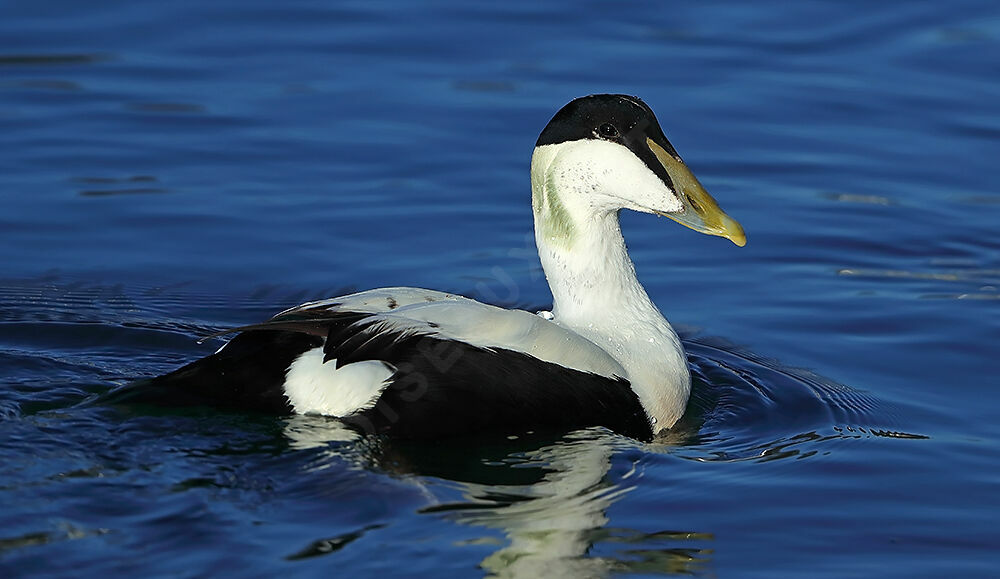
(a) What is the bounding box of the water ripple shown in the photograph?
[0,53,111,66]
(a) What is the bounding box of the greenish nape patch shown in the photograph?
[533,171,576,247]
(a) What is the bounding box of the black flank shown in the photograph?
[334,329,653,441]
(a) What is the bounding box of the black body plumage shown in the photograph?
[110,310,653,441]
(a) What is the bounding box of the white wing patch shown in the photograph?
[284,347,394,416]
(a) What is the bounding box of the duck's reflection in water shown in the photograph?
[282,418,712,577]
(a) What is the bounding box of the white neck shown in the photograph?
[530,142,690,431]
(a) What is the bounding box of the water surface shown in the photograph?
[2,1,998,576]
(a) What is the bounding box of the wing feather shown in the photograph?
[274,288,627,381]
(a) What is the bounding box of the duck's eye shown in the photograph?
[597,123,619,139]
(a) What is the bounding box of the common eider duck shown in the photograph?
[116,94,745,441]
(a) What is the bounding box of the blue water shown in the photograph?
[2,1,998,576]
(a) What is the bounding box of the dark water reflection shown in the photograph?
[280,420,713,577]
